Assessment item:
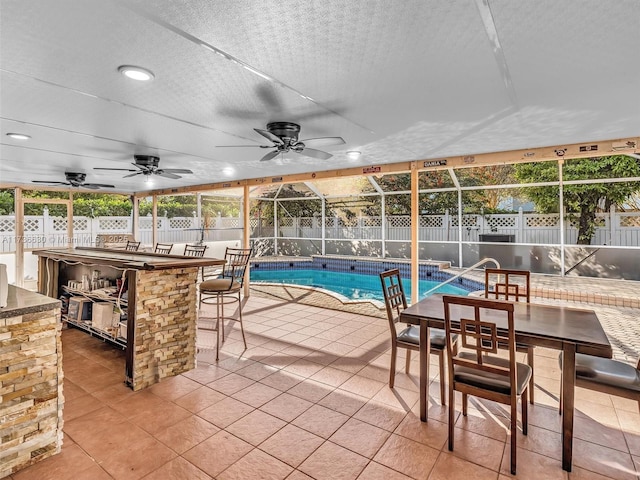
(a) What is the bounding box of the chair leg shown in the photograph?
[527,347,535,404]
[237,291,247,349]
[405,349,411,374]
[462,393,468,416]
[438,350,446,406]
[448,384,455,451]
[215,313,220,362]
[522,389,528,436]
[510,397,518,475]
[389,344,397,388]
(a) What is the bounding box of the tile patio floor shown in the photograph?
[8,289,640,480]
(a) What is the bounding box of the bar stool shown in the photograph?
[198,247,252,360]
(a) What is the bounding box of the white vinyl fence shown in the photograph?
[0,212,242,252]
[253,208,640,246]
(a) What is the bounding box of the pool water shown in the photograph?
[250,269,469,302]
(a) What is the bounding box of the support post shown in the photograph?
[132,195,139,242]
[152,195,158,247]
[67,192,73,247]
[410,162,419,304]
[15,188,24,287]
[243,185,251,298]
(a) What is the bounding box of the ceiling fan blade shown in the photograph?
[216,144,271,148]
[94,167,138,172]
[123,171,142,178]
[82,184,101,190]
[300,137,345,148]
[254,128,284,146]
[162,169,193,174]
[260,150,281,162]
[156,171,181,179]
[85,183,115,189]
[32,180,68,185]
[299,148,333,160]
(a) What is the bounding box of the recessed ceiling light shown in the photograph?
[347,151,361,159]
[118,65,155,81]
[6,133,31,140]
[222,167,235,176]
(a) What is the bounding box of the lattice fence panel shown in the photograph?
[420,216,443,228]
[73,218,89,230]
[486,216,516,228]
[169,218,193,229]
[451,216,478,227]
[24,218,42,232]
[98,218,129,230]
[299,218,314,228]
[363,217,382,227]
[388,216,410,227]
[526,215,558,227]
[337,217,358,227]
[52,218,67,231]
[620,215,640,227]
[220,218,240,228]
[279,218,293,227]
[0,218,15,232]
[566,216,606,228]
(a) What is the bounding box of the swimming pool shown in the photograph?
[250,269,469,302]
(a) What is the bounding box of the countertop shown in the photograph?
[0,285,60,318]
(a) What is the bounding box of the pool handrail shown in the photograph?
[422,257,501,297]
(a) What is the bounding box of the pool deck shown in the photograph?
[250,257,640,364]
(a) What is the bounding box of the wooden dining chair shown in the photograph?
[484,268,535,404]
[198,247,252,361]
[379,269,455,405]
[559,354,640,414]
[443,295,531,475]
[183,244,207,257]
[125,240,140,251]
[154,243,173,254]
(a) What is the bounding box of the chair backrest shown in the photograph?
[443,295,517,390]
[484,268,530,303]
[183,244,207,257]
[379,269,408,330]
[125,240,141,252]
[220,248,252,287]
[154,243,173,254]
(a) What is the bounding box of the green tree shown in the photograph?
[0,190,15,215]
[515,156,640,244]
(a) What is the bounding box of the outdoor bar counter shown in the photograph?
[33,247,224,391]
[0,285,62,477]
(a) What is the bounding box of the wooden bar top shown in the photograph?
[33,247,225,270]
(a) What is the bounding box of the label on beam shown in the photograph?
[271,177,283,182]
[362,166,381,174]
[579,145,598,152]
[423,159,447,167]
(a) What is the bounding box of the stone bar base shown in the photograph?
[1,302,63,478]
[131,267,198,390]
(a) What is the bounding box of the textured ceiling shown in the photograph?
[1,0,639,193]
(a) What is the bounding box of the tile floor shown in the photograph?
[8,295,640,480]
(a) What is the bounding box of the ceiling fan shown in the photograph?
[219,122,345,162]
[32,172,115,190]
[94,155,193,179]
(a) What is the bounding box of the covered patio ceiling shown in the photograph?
[1,0,639,195]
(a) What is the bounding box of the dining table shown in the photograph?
[399,293,612,472]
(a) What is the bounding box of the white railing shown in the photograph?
[422,257,500,297]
